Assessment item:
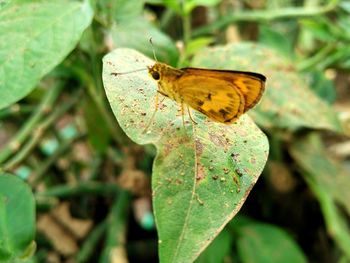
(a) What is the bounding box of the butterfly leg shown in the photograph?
[187,105,197,125]
[142,92,165,134]
[181,101,185,128]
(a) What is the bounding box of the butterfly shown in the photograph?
[147,62,266,124]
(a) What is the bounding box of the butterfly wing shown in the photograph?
[176,74,246,123]
[182,68,266,113]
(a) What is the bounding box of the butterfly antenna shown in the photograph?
[149,37,158,62]
[111,68,147,76]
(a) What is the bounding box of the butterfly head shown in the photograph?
[148,62,166,82]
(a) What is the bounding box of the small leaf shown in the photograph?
[233,219,307,263]
[103,49,268,263]
[0,174,36,262]
[0,0,93,110]
[191,43,342,133]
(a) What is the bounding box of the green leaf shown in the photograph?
[191,43,342,132]
[195,228,232,263]
[113,0,144,22]
[185,37,213,57]
[0,0,93,110]
[233,220,307,263]
[307,71,336,103]
[111,17,179,65]
[103,49,268,263]
[96,0,144,24]
[0,174,36,262]
[289,133,350,217]
[290,133,350,259]
[259,25,294,59]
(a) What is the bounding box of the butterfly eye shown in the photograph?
[152,71,160,80]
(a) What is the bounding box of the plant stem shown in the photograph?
[297,44,335,71]
[29,134,85,186]
[100,190,130,263]
[304,174,350,259]
[76,221,107,263]
[0,84,63,164]
[3,89,82,171]
[0,104,35,119]
[192,0,339,37]
[36,182,119,198]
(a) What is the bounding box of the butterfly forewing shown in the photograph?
[181,68,265,113]
[176,74,246,123]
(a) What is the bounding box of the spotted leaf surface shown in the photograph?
[102,49,268,263]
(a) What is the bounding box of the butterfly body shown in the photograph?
[147,62,266,124]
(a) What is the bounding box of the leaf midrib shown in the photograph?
[171,123,199,263]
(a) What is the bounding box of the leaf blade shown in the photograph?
[0,0,93,109]
[103,49,269,263]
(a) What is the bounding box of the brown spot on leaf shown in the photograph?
[195,139,203,156]
[235,168,244,177]
[196,164,206,183]
[209,133,226,147]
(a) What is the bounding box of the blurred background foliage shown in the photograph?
[0,0,350,262]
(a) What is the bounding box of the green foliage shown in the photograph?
[232,218,307,263]
[0,0,349,262]
[0,174,36,262]
[103,49,268,262]
[0,0,93,110]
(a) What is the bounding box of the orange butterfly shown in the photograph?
[147,62,266,124]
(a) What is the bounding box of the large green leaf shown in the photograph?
[0,174,36,262]
[232,219,307,263]
[102,49,268,263]
[0,0,93,110]
[191,43,342,133]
